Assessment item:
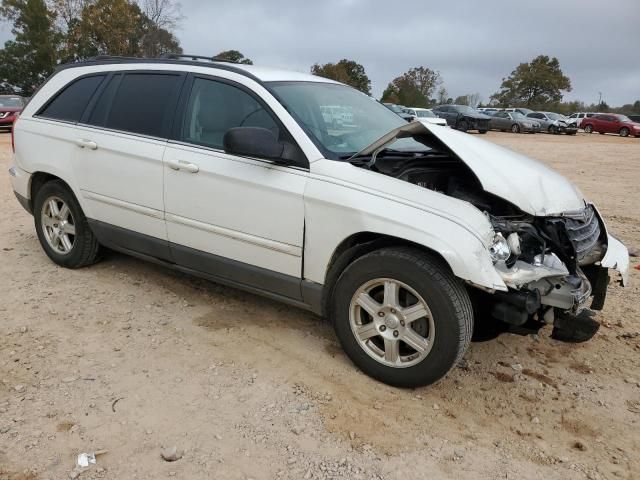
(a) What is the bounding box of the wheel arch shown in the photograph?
[319,232,463,317]
[30,172,77,211]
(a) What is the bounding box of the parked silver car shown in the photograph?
[488,111,541,133]
[526,112,578,135]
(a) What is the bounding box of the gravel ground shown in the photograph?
[1,130,639,480]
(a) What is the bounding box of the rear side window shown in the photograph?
[38,75,105,122]
[88,73,181,137]
[182,77,281,150]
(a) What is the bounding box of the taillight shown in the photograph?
[11,117,17,153]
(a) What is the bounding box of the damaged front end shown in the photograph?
[487,205,624,340]
[349,120,629,342]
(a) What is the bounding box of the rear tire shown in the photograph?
[478,129,488,134]
[34,180,101,269]
[619,127,630,137]
[457,120,469,132]
[583,124,593,133]
[331,247,473,388]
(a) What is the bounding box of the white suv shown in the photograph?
[9,56,628,388]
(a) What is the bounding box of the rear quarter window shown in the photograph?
[37,75,106,122]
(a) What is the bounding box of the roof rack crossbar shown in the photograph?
[159,53,239,64]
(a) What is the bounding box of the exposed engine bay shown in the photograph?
[351,147,612,341]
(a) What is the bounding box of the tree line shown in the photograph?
[0,4,637,114]
[310,54,639,115]
[0,0,263,95]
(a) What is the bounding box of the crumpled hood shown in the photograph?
[350,120,586,216]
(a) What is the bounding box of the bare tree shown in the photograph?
[140,0,183,30]
[48,0,89,31]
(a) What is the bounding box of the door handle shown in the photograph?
[75,139,98,150]
[166,159,199,173]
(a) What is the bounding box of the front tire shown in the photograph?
[619,127,630,137]
[511,124,520,133]
[34,180,101,268]
[583,124,593,133]
[331,247,473,388]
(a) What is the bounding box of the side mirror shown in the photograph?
[223,127,307,168]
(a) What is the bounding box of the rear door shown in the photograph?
[495,111,509,129]
[162,74,308,299]
[73,71,184,259]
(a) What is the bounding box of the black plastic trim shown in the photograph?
[87,219,323,314]
[88,219,172,262]
[14,192,32,215]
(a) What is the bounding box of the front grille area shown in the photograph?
[563,206,601,263]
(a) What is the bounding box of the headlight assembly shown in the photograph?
[489,233,511,263]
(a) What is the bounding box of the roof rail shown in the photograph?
[159,53,239,64]
[57,55,265,88]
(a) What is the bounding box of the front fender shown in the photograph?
[304,166,507,291]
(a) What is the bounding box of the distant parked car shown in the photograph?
[432,105,490,133]
[0,95,25,130]
[320,105,354,128]
[403,107,447,126]
[383,103,413,122]
[477,107,501,114]
[489,111,541,133]
[526,111,577,135]
[581,113,640,137]
[504,107,535,116]
[566,112,597,128]
[626,114,640,123]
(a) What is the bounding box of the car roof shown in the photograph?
[57,56,339,85]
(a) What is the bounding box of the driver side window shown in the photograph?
[182,77,280,150]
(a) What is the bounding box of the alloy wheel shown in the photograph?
[41,196,76,255]
[349,278,435,368]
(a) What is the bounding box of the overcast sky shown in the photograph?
[1,0,638,106]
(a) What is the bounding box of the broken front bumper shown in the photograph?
[493,206,628,314]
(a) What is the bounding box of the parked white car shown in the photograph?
[9,56,629,388]
[403,107,447,126]
[566,112,598,128]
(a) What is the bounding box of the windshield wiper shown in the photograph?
[339,148,422,161]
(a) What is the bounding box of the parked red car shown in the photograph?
[582,113,640,137]
[0,95,26,130]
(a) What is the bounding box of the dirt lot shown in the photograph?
[1,130,639,480]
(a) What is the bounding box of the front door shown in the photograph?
[163,75,308,299]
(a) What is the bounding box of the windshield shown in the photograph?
[546,112,565,120]
[416,110,436,118]
[511,112,526,119]
[456,105,478,115]
[617,115,632,122]
[384,104,403,113]
[0,97,23,107]
[269,82,427,158]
